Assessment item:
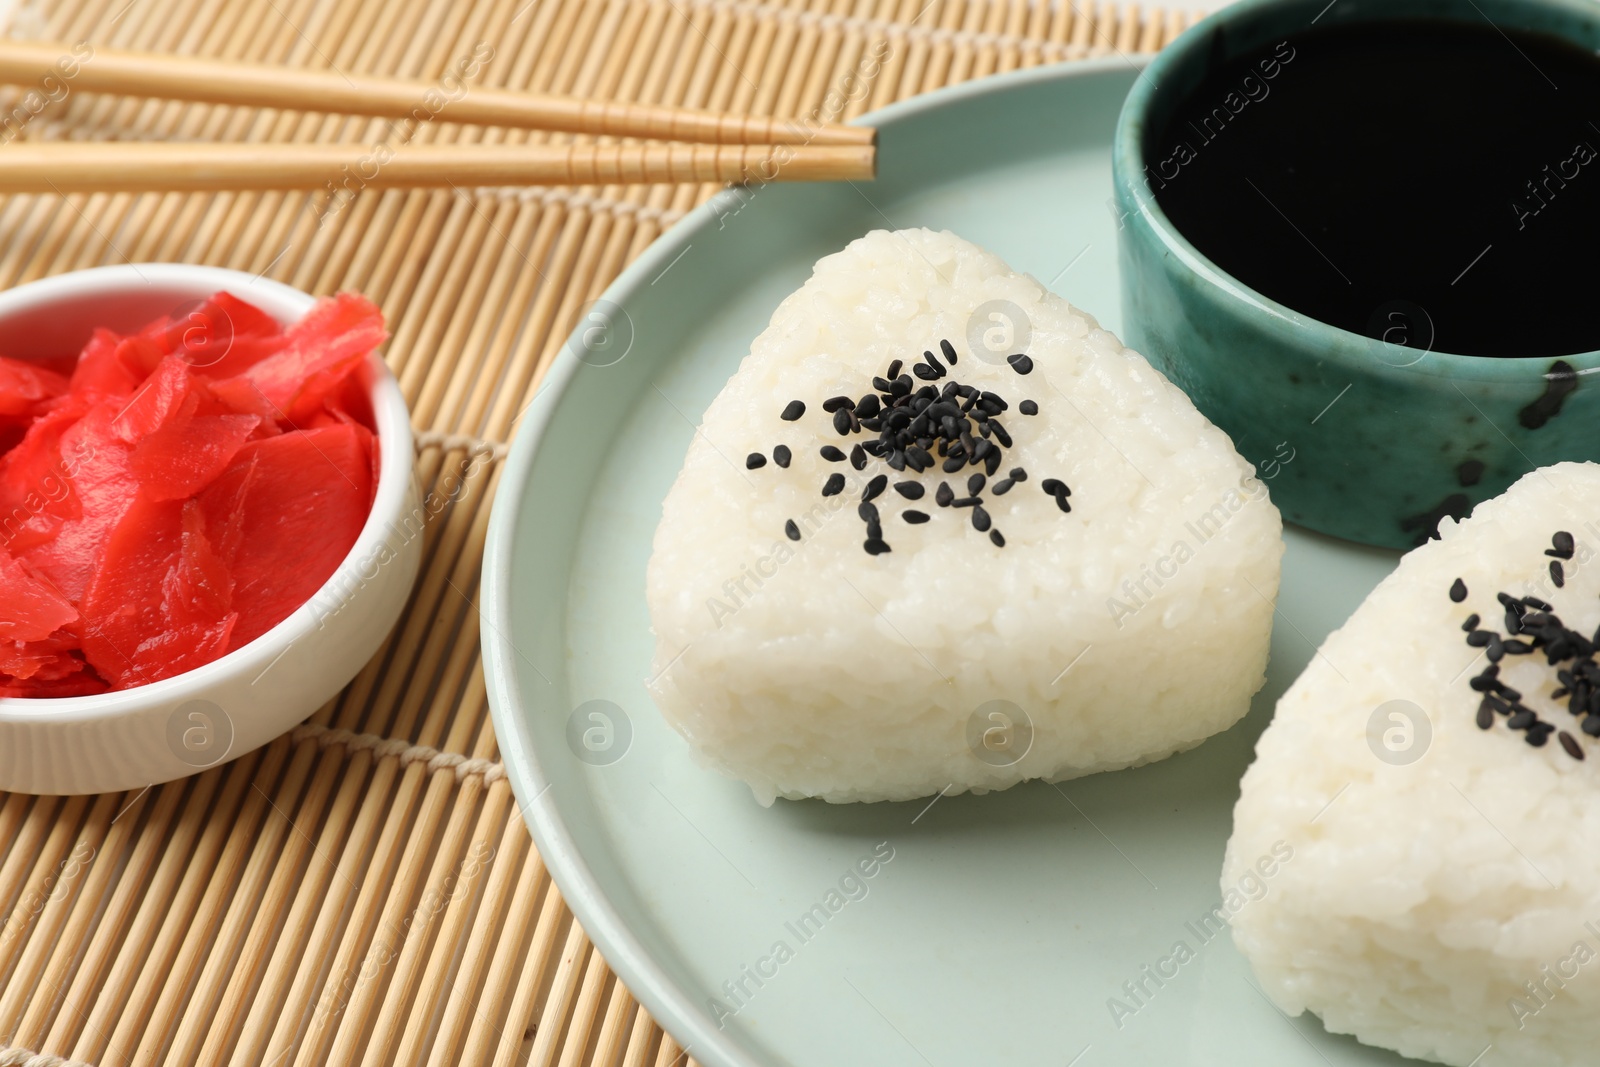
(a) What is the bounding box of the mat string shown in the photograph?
[412,429,509,461]
[0,1048,97,1067]
[290,724,507,784]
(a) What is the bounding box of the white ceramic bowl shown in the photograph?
[0,264,421,795]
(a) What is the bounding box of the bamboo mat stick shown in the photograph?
[0,39,873,146]
[418,778,530,1067]
[0,141,874,193]
[12,789,146,1050]
[44,782,179,1055]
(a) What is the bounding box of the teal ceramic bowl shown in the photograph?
[1113,0,1600,550]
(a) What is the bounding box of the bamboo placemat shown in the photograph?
[0,1,1198,1064]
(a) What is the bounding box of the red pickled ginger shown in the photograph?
[0,291,385,695]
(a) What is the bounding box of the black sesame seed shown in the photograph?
[746,452,766,469]
[1019,399,1038,416]
[985,449,1002,476]
[940,339,957,365]
[903,510,930,524]
[1009,467,1027,482]
[1508,709,1535,730]
[1041,478,1063,495]
[851,444,867,471]
[1561,730,1586,759]
[858,502,879,523]
[1462,613,1481,632]
[781,400,805,421]
[1476,700,1495,730]
[1527,727,1551,747]
[833,408,853,435]
[989,529,1005,547]
[821,445,845,462]
[1466,630,1492,647]
[1550,531,1576,559]
[887,451,907,471]
[1006,354,1034,375]
[968,473,986,495]
[972,506,992,532]
[822,395,855,413]
[772,445,791,468]
[942,455,965,473]
[1054,492,1072,514]
[1449,578,1467,603]
[863,474,887,503]
[864,538,891,555]
[991,478,1014,496]
[951,496,980,508]
[785,519,800,541]
[1503,639,1533,655]
[822,473,845,497]
[991,422,1013,448]
[1552,560,1566,588]
[866,520,883,540]
[935,482,954,507]
[886,359,903,380]
[894,482,924,500]
[1524,596,1555,611]
[913,363,941,381]
[856,395,881,418]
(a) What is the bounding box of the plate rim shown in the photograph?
[482,54,1151,1067]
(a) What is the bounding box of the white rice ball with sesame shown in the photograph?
[1225,462,1600,1066]
[645,228,1282,805]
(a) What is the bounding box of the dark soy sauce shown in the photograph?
[1146,20,1600,358]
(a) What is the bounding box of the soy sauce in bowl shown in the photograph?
[1146,18,1600,359]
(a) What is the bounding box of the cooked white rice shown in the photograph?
[645,228,1282,804]
[1226,462,1600,1066]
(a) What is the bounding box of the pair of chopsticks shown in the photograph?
[0,39,876,193]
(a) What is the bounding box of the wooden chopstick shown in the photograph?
[0,141,876,192]
[0,39,875,148]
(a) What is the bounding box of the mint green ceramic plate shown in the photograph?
[483,58,1407,1067]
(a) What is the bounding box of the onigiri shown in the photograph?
[645,228,1283,804]
[1226,462,1600,1066]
